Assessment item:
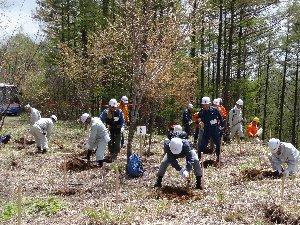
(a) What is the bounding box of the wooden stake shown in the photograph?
[63,159,68,193]
[201,152,204,189]
[115,168,120,204]
[269,128,272,139]
[280,175,285,204]
[17,185,22,225]
[139,134,142,158]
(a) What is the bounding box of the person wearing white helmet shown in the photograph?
[154,137,202,189]
[118,96,130,148]
[182,103,194,138]
[228,99,245,141]
[167,124,188,140]
[80,113,110,167]
[198,96,224,163]
[268,138,299,177]
[100,98,125,161]
[31,115,57,153]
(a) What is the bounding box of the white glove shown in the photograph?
[104,134,111,143]
[121,126,125,133]
[179,168,189,179]
[283,170,289,177]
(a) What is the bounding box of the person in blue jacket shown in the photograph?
[182,103,193,138]
[100,98,125,161]
[198,97,224,163]
[154,137,202,189]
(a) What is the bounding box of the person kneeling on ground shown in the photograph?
[32,115,57,154]
[80,113,111,167]
[154,137,203,189]
[268,138,299,177]
[247,117,263,139]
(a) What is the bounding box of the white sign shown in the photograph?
[136,126,147,135]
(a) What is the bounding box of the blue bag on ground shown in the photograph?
[127,153,144,177]
[0,134,11,144]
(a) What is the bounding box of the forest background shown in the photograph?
[0,0,299,151]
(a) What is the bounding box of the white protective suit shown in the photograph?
[268,142,299,176]
[28,107,41,135]
[32,118,54,149]
[228,106,244,139]
[86,117,110,161]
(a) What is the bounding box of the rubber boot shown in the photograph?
[41,149,47,154]
[195,176,203,190]
[36,147,41,154]
[83,150,92,161]
[97,160,104,168]
[154,176,163,188]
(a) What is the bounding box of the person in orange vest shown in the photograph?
[118,96,129,148]
[217,98,228,119]
[247,117,262,138]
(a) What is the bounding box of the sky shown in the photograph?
[0,0,44,42]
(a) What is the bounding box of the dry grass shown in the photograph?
[0,116,299,224]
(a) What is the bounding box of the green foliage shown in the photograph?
[0,203,17,221]
[0,197,64,221]
[25,197,64,216]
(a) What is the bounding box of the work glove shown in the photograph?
[104,134,111,143]
[121,126,125,133]
[283,170,289,177]
[179,168,189,179]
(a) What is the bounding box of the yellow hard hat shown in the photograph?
[253,117,260,123]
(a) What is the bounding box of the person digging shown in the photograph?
[80,113,111,168]
[31,115,57,154]
[154,137,203,190]
[268,138,299,177]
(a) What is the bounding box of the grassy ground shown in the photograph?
[0,116,299,225]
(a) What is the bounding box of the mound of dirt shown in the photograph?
[264,204,300,224]
[60,157,98,172]
[150,186,202,202]
[15,138,35,145]
[240,168,280,181]
[53,188,77,196]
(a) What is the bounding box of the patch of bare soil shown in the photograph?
[264,204,300,225]
[60,157,99,172]
[150,185,203,202]
[240,168,280,181]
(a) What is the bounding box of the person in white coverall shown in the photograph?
[80,113,111,167]
[228,99,245,140]
[25,104,41,135]
[268,138,299,177]
[32,115,57,154]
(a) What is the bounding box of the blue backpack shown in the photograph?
[127,153,144,177]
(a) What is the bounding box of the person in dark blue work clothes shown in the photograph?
[182,103,193,138]
[198,97,224,163]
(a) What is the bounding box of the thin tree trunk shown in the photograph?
[291,40,299,145]
[215,0,223,98]
[278,24,290,140]
[262,38,271,140]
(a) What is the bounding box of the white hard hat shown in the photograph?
[188,103,193,109]
[201,97,211,104]
[50,115,57,122]
[236,99,243,106]
[213,99,220,106]
[80,113,90,123]
[173,125,183,132]
[25,104,31,109]
[169,137,183,154]
[217,98,223,103]
[268,138,280,153]
[121,96,128,104]
[109,98,118,107]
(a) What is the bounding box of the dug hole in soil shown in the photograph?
[150,185,203,202]
[264,203,300,224]
[60,157,98,172]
